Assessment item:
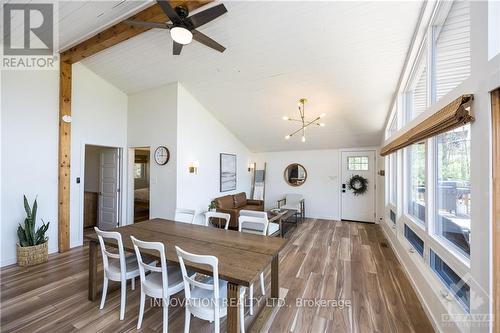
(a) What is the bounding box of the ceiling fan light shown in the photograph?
[170,26,193,45]
[301,136,306,142]
[283,116,290,121]
[320,123,325,127]
[285,135,291,140]
[320,113,326,118]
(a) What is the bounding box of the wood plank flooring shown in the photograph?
[0,219,434,332]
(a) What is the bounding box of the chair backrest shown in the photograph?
[205,211,231,230]
[130,236,169,296]
[239,210,268,220]
[94,227,126,274]
[175,208,196,224]
[285,194,303,204]
[175,246,221,321]
[238,215,268,235]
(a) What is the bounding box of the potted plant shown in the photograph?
[16,195,50,267]
[208,200,218,212]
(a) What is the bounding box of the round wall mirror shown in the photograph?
[284,163,307,186]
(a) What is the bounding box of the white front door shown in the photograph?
[341,150,376,223]
[98,149,120,230]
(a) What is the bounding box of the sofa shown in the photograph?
[214,192,264,229]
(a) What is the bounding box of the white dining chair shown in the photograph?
[205,211,231,229]
[175,208,197,224]
[94,227,141,320]
[239,210,279,236]
[175,246,246,333]
[237,216,267,315]
[131,236,185,332]
[239,210,267,219]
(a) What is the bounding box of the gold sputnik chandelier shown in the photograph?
[283,98,325,142]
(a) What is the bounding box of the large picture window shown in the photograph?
[434,1,471,102]
[435,124,471,257]
[390,153,397,205]
[406,45,428,122]
[406,142,426,223]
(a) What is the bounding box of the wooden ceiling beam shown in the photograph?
[60,0,211,64]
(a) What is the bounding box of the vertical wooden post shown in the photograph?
[492,88,500,333]
[226,282,241,333]
[58,61,72,252]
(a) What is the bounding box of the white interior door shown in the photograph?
[98,149,119,230]
[341,150,376,223]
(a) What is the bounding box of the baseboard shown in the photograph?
[380,222,442,333]
[1,246,59,268]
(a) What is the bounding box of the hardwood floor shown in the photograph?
[0,219,434,333]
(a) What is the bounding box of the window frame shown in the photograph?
[404,142,428,228]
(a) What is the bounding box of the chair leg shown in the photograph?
[260,272,266,296]
[99,277,109,309]
[120,279,126,320]
[163,297,169,333]
[184,309,191,333]
[137,291,145,329]
[131,277,135,291]
[249,284,254,316]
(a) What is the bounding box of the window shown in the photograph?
[434,1,471,101]
[390,209,396,224]
[435,124,471,257]
[348,156,369,171]
[389,153,397,205]
[404,224,424,256]
[406,45,428,121]
[406,142,426,223]
[386,113,398,139]
[430,250,470,312]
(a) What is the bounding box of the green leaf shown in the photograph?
[23,195,31,219]
[32,197,37,227]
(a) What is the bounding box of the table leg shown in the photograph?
[227,282,240,333]
[271,254,279,299]
[88,240,98,301]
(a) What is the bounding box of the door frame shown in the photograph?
[127,147,151,225]
[491,87,500,333]
[339,148,378,223]
[79,143,124,246]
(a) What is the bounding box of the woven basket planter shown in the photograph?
[16,241,48,267]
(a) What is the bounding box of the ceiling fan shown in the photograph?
[125,0,227,55]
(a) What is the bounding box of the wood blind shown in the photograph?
[380,94,473,156]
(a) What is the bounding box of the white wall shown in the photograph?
[128,83,178,223]
[253,149,385,222]
[253,150,340,219]
[1,70,59,266]
[176,84,253,225]
[71,63,128,248]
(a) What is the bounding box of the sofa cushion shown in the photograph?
[215,195,234,209]
[233,192,248,208]
[241,205,262,212]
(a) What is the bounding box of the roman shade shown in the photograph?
[380,94,474,156]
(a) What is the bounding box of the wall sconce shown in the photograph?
[248,162,256,172]
[188,161,199,174]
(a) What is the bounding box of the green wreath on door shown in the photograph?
[347,174,369,196]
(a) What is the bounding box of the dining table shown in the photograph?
[85,218,287,333]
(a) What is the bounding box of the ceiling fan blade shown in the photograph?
[187,4,227,28]
[125,20,172,29]
[192,30,225,53]
[157,0,182,24]
[173,41,183,55]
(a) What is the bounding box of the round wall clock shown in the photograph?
[154,146,170,165]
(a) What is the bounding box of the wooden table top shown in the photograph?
[85,219,287,287]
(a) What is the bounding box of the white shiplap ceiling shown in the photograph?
[76,1,422,152]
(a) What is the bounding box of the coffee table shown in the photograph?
[267,209,298,237]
